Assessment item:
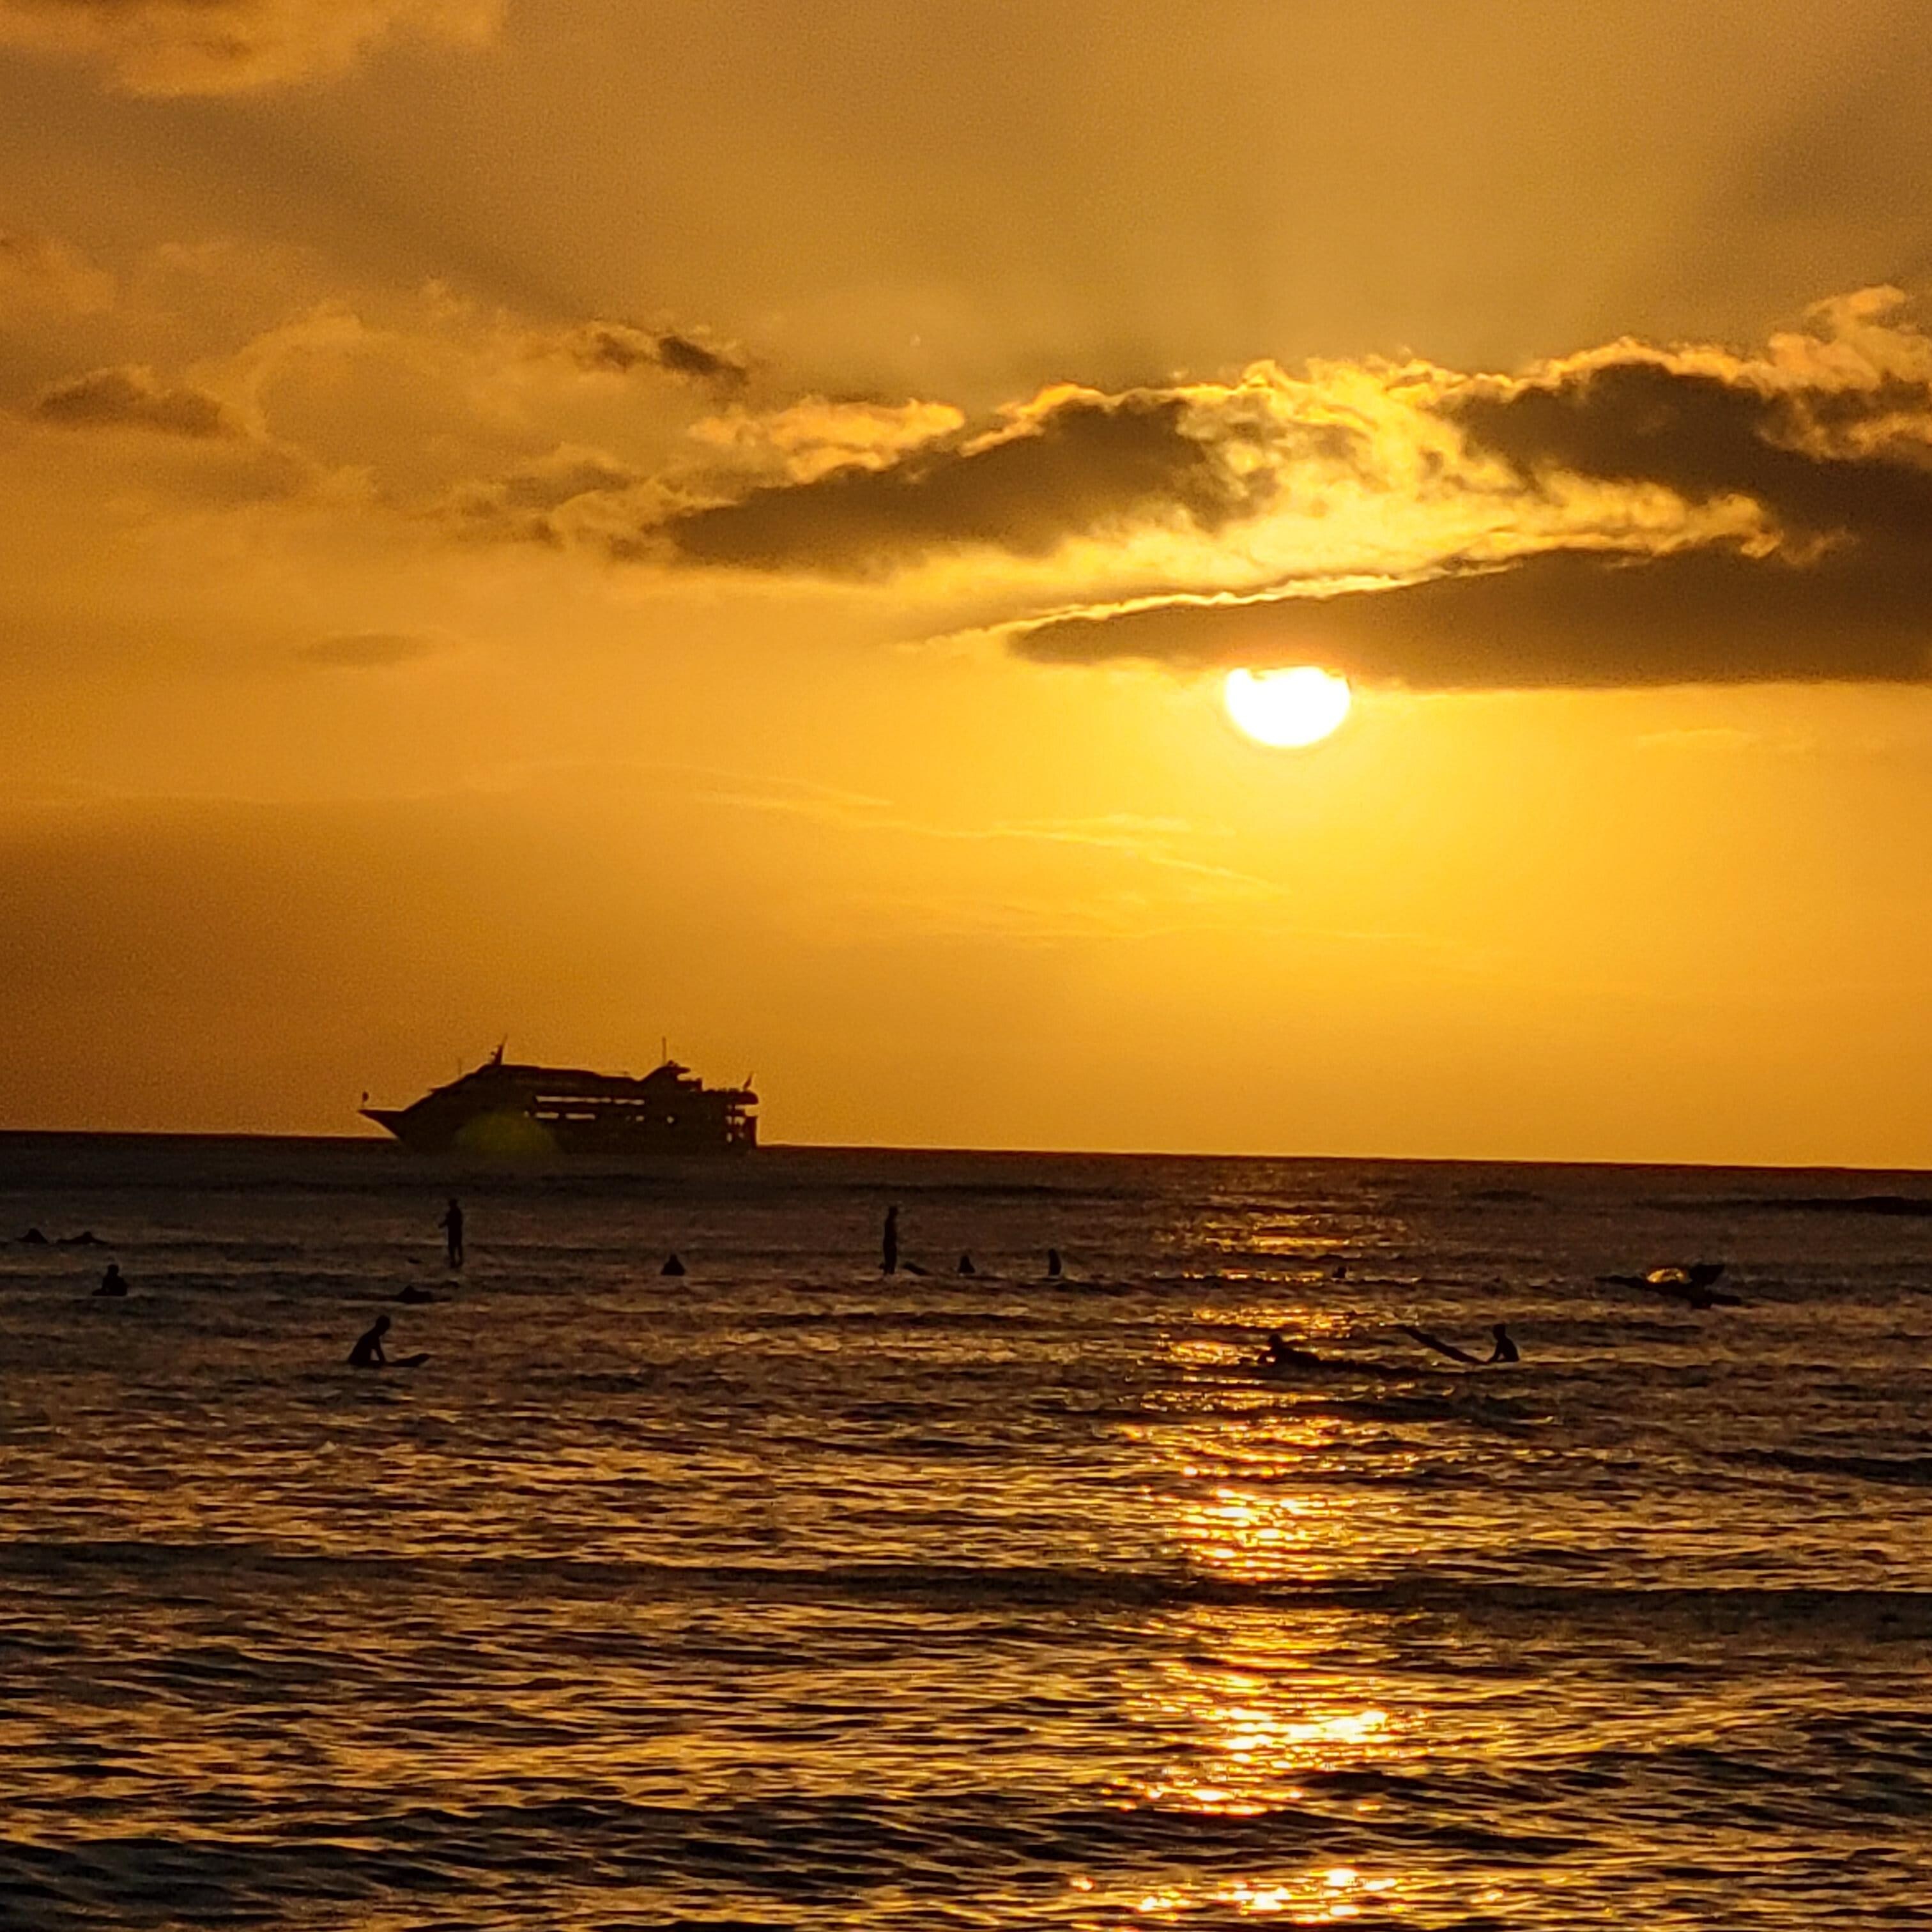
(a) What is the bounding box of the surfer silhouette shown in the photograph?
[882,1206,899,1275]
[440,1198,464,1269]
[1045,1247,1062,1278]
[1400,1321,1521,1367]
[349,1314,390,1367]
[661,1252,687,1276]
[93,1262,127,1297]
[1261,1328,1323,1368]
[957,1252,976,1275]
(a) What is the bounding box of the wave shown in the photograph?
[4,1540,1927,1629]
[1728,1448,1932,1488]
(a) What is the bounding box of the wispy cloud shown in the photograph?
[0,0,500,95]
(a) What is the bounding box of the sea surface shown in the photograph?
[1,1137,1929,1929]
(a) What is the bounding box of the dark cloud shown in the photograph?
[1018,346,1932,687]
[1015,542,1932,687]
[657,391,1264,572]
[566,323,748,391]
[1447,357,1932,545]
[298,632,445,670]
[33,364,234,438]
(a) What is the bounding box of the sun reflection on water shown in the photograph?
[1109,1333,1441,1918]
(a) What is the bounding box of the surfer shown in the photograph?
[661,1253,687,1276]
[349,1314,391,1368]
[1400,1322,1521,1366]
[1260,1328,1324,1369]
[1045,1247,1062,1278]
[957,1252,976,1275]
[440,1198,465,1269]
[93,1262,128,1297]
[882,1206,899,1275]
[1599,1262,1740,1309]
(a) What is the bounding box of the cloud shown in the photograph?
[654,385,1275,572]
[0,231,113,314]
[560,322,749,392]
[0,0,500,93]
[687,396,966,484]
[445,443,653,545]
[1013,543,1932,687]
[31,364,236,437]
[1008,293,1932,687]
[297,631,447,669]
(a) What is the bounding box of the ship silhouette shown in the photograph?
[362,1045,757,1156]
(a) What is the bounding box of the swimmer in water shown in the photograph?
[1261,1328,1323,1368]
[348,1314,390,1368]
[94,1262,128,1297]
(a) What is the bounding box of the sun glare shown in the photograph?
[1223,667,1352,747]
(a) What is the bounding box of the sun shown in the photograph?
[1223,667,1351,747]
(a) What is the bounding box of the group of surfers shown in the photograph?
[72,1192,1733,1378]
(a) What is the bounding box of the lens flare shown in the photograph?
[1223,666,1351,747]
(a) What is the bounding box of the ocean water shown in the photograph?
[1,1137,1928,1929]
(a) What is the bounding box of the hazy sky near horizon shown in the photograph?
[4,1,1932,1162]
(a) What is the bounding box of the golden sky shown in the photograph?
[4,0,1931,1162]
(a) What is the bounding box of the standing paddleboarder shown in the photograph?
[440,1197,464,1269]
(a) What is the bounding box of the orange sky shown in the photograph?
[3,0,1931,1163]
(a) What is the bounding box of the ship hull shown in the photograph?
[361,1056,758,1158]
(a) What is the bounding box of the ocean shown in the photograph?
[1,1136,1928,1929]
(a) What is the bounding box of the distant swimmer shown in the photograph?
[882,1206,900,1276]
[957,1252,976,1275]
[440,1198,465,1269]
[661,1253,687,1277]
[1045,1248,1062,1278]
[349,1314,391,1367]
[93,1262,128,1298]
[1261,1328,1324,1369]
[1400,1322,1520,1367]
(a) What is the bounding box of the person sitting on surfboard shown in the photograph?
[349,1314,391,1368]
[1401,1321,1520,1366]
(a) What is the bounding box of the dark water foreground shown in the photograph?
[1,1137,1928,1928]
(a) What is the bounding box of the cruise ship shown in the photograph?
[361,1047,757,1156]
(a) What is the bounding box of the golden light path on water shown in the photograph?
[1092,1318,1447,1925]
